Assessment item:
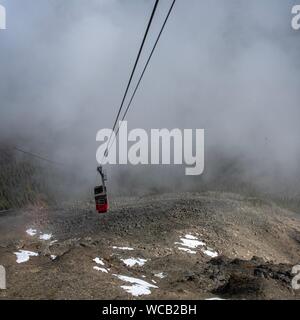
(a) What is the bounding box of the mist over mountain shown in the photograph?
[1,0,300,200]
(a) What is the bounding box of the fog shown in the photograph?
[0,0,300,197]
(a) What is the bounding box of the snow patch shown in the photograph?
[121,258,147,267]
[178,247,197,254]
[14,250,39,263]
[113,274,158,297]
[176,235,218,257]
[26,229,55,242]
[94,266,109,273]
[175,237,205,249]
[184,234,199,240]
[26,228,37,236]
[93,257,109,273]
[154,272,166,279]
[112,246,134,251]
[203,249,218,258]
[93,257,105,266]
[39,233,52,241]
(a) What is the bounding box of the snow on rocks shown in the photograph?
[93,257,105,266]
[112,246,134,251]
[93,266,109,273]
[175,234,205,250]
[184,234,199,240]
[14,250,39,263]
[26,228,54,241]
[178,247,197,254]
[26,228,37,236]
[176,234,219,257]
[154,272,166,279]
[91,254,156,296]
[93,257,109,273]
[175,235,205,249]
[39,233,52,241]
[121,258,147,267]
[113,274,158,297]
[203,249,218,258]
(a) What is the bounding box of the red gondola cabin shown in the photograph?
[94,185,108,213]
[94,166,109,213]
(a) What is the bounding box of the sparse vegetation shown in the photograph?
[0,148,57,210]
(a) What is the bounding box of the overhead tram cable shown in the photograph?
[102,0,161,162]
[104,0,177,157]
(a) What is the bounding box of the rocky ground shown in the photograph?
[0,191,300,300]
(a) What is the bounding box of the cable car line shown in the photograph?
[103,0,160,161]
[104,0,177,158]
[14,147,64,166]
[8,147,64,166]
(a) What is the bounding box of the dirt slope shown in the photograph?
[0,192,300,300]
